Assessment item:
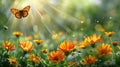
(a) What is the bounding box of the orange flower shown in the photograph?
[81,55,96,65]
[13,31,23,37]
[33,40,43,45]
[43,49,47,53]
[29,54,41,64]
[19,41,34,52]
[97,43,112,56]
[8,58,18,67]
[2,41,15,51]
[58,41,75,53]
[113,41,118,46]
[58,31,63,35]
[105,31,114,37]
[68,61,75,66]
[48,51,64,63]
[87,34,102,44]
[26,35,33,40]
[68,62,79,66]
[78,38,90,49]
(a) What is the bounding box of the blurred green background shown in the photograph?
[0,0,120,39]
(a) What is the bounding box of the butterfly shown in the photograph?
[11,5,30,19]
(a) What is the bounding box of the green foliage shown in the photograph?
[0,0,120,67]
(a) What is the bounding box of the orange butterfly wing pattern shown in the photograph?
[22,11,28,17]
[15,12,22,19]
[23,6,30,12]
[11,8,22,19]
[22,6,30,17]
[11,8,19,14]
[10,5,30,19]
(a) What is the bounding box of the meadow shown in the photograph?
[0,0,120,67]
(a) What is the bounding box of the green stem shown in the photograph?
[41,58,48,67]
[109,37,116,59]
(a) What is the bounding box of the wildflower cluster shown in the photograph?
[0,31,120,67]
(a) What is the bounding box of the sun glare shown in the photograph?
[4,0,99,39]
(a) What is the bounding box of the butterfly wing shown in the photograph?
[15,12,22,19]
[11,8,19,14]
[22,11,28,17]
[11,8,22,19]
[22,6,30,17]
[23,5,30,12]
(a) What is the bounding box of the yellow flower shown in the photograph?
[105,31,114,37]
[29,54,41,64]
[19,41,34,52]
[58,40,75,53]
[13,31,23,37]
[97,43,112,56]
[117,46,120,49]
[81,55,96,65]
[48,51,64,63]
[8,58,18,67]
[34,34,39,39]
[78,38,90,49]
[2,41,15,51]
[73,38,79,45]
[33,40,43,45]
[52,33,59,40]
[87,34,102,44]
